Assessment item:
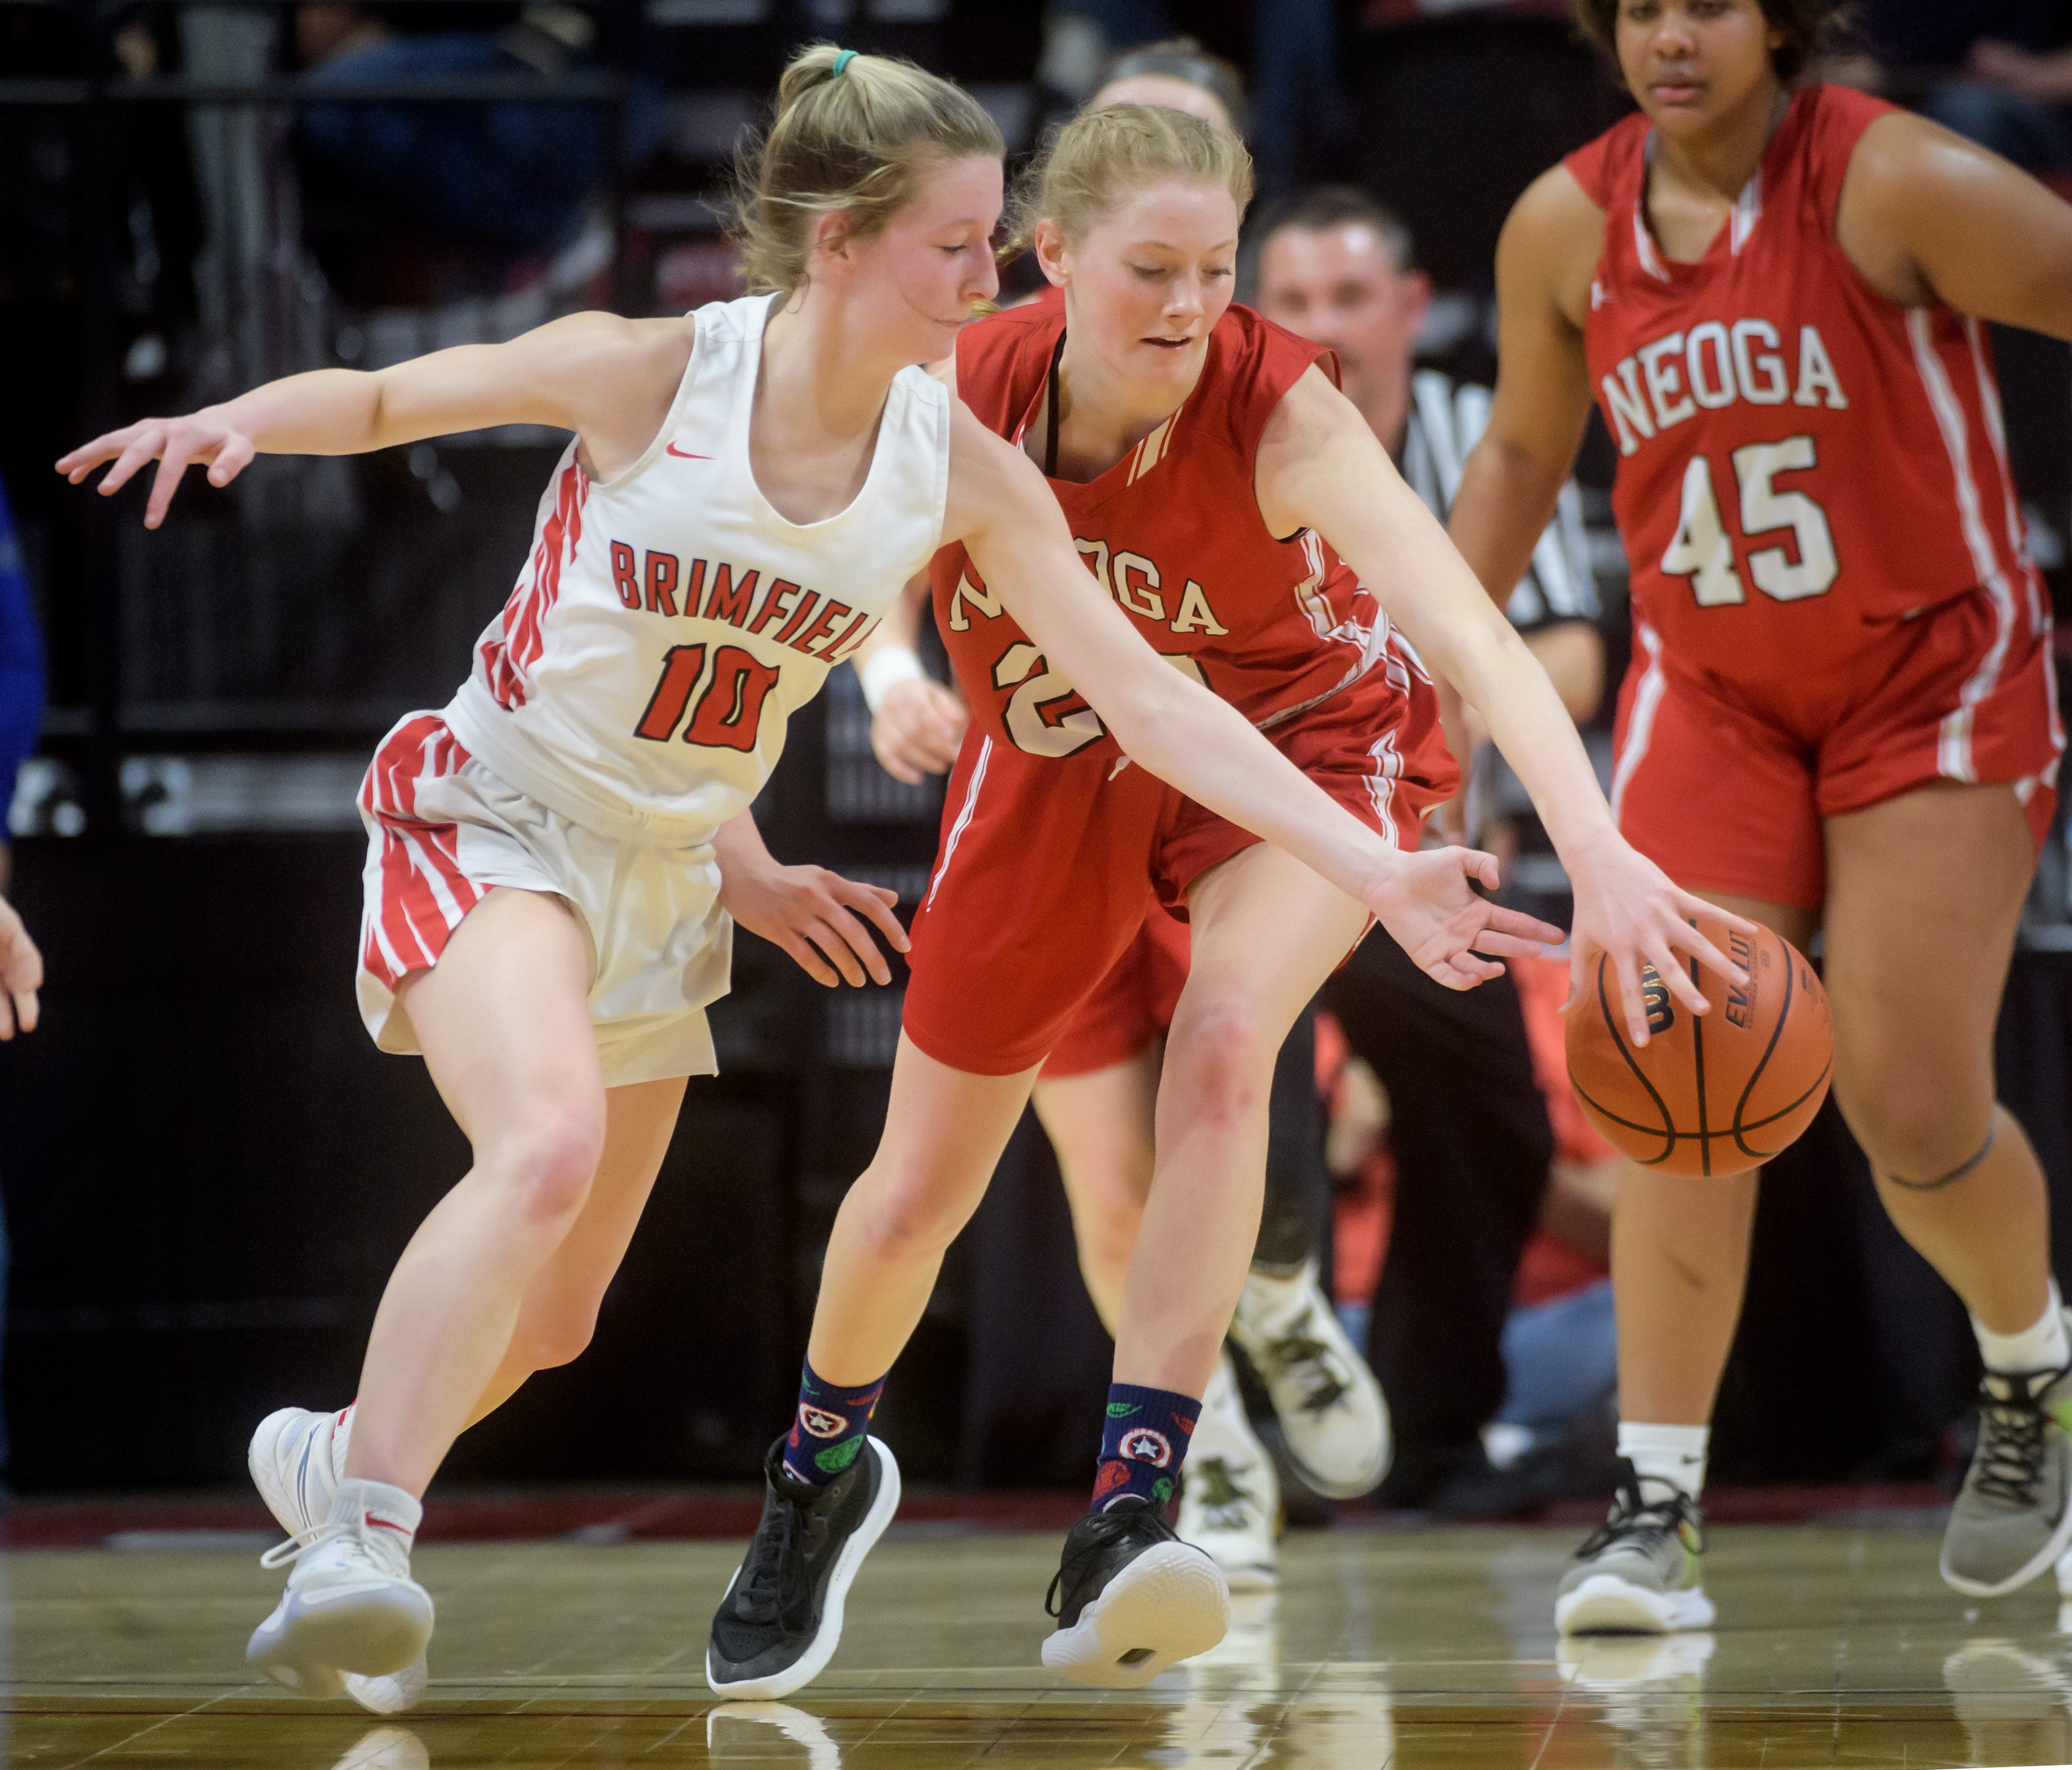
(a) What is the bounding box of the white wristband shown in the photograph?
[858,645,926,715]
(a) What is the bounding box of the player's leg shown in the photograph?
[249,885,604,1696]
[464,1075,688,1426]
[251,1072,686,1716]
[1032,1049,1161,1334]
[1044,843,1368,1688]
[706,1036,1037,1700]
[1550,888,1814,1636]
[1820,779,2065,1596]
[1228,1005,1391,1502]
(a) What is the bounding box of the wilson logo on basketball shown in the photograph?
[1639,965,1675,1037]
[1118,1428,1173,1467]
[800,1406,848,1440]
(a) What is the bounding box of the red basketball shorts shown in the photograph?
[1610,586,2063,911]
[901,680,1456,1077]
[1040,904,1191,1080]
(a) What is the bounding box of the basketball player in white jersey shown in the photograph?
[58,46,1586,1705]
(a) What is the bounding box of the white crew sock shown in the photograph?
[1974,1281,2070,1374]
[1618,1422,1709,1501]
[329,1477,423,1553]
[332,1403,356,1469]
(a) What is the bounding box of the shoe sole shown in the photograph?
[1940,1486,2072,1598]
[346,1654,429,1715]
[1041,1542,1231,1689]
[248,1583,435,1695]
[703,1436,903,1701]
[1555,1573,1715,1635]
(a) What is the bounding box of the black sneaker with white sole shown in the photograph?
[705,1434,901,1700]
[1040,1496,1230,1689]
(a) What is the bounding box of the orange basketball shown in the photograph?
[1565,914,1834,1179]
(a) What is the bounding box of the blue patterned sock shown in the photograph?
[1091,1382,1200,1514]
[782,1360,885,1487]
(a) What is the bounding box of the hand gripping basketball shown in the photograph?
[1560,830,1753,1047]
[1366,846,1566,991]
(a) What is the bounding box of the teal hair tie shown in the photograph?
[832,48,857,76]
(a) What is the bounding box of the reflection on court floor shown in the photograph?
[5,1521,2070,1766]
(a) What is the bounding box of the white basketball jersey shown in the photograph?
[444,293,950,843]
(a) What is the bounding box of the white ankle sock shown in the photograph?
[1618,1423,1708,1500]
[331,1477,423,1553]
[1974,1282,2069,1373]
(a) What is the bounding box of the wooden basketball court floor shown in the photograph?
[9,1519,2072,1767]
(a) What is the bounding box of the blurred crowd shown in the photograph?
[2,0,2069,1504]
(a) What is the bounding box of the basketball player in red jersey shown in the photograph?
[857,48,1390,1591]
[1449,0,2072,1632]
[711,101,1747,1699]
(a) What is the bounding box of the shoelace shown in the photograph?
[1262,1320,1350,1417]
[1045,1505,1174,1619]
[1190,1459,1261,1529]
[1575,1460,1704,1562]
[258,1510,409,1578]
[1973,1368,2063,1505]
[738,1491,814,1628]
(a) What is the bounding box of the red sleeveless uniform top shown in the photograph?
[1567,84,2043,682]
[932,300,1405,764]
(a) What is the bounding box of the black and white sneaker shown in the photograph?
[705,1435,901,1699]
[1040,1497,1230,1689]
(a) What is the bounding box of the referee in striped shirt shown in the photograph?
[1254,187,1606,1511]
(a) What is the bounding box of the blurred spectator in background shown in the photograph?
[0,475,48,1486]
[1252,186,1603,1509]
[1855,1,2072,175]
[0,482,44,898]
[292,2,645,302]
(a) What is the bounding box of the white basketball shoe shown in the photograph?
[1178,1355,1280,1590]
[249,1408,429,1712]
[1230,1259,1391,1500]
[248,1476,434,1699]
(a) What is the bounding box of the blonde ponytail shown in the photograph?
[731,44,1003,297]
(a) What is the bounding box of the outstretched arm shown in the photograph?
[56,311,696,528]
[1257,366,1747,1038]
[942,406,1561,991]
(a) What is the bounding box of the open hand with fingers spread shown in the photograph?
[56,409,258,529]
[1560,826,1752,1046]
[0,895,42,1040]
[717,843,909,989]
[1366,845,1565,990]
[870,678,966,785]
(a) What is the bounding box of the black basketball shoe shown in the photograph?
[705,1434,901,1699]
[1040,1496,1229,1688]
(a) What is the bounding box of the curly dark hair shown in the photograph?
[1570,0,1847,85]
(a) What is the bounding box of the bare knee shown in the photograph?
[842,1161,981,1267]
[480,1100,606,1227]
[1842,1067,1994,1185]
[1164,999,1273,1133]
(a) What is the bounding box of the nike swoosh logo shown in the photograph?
[666,443,711,460]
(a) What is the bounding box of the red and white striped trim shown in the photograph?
[481,461,589,711]
[1363,723,1403,846]
[1728,165,1762,255]
[359,716,485,989]
[924,735,994,912]
[1907,311,2019,786]
[1608,621,1668,825]
[1125,409,1181,485]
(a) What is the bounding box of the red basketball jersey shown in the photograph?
[932,300,1413,763]
[1569,85,2045,682]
